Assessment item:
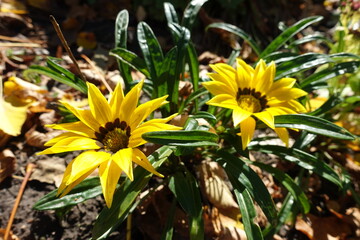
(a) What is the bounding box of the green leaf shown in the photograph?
[142,130,219,146]
[169,170,204,240]
[206,22,261,55]
[249,145,343,188]
[137,22,164,80]
[275,53,334,79]
[92,146,173,239]
[189,111,217,125]
[157,46,178,102]
[164,2,179,25]
[160,198,177,240]
[217,150,278,226]
[275,114,355,140]
[110,48,150,78]
[115,9,133,92]
[251,162,310,214]
[289,33,333,47]
[33,177,102,210]
[179,86,208,113]
[260,16,323,58]
[307,95,342,116]
[23,65,87,94]
[300,61,360,92]
[182,0,208,30]
[234,187,264,240]
[186,43,200,112]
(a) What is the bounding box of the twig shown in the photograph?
[49,15,86,83]
[126,213,132,240]
[0,42,42,48]
[4,163,36,240]
[80,54,113,93]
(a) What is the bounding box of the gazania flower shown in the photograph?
[38,80,181,207]
[202,59,307,149]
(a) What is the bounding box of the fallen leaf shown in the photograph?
[0,149,16,183]
[0,94,28,136]
[295,213,353,240]
[31,156,66,186]
[198,161,239,210]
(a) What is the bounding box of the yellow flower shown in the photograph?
[202,59,307,149]
[38,80,181,207]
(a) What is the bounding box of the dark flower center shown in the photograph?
[236,88,268,112]
[95,118,131,153]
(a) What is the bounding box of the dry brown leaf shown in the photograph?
[31,156,66,186]
[198,161,239,210]
[295,213,353,240]
[204,207,246,240]
[0,131,11,148]
[0,149,16,183]
[25,128,61,148]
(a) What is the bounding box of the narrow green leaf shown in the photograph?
[142,130,219,146]
[92,146,173,239]
[167,23,191,112]
[234,187,263,240]
[275,114,355,140]
[169,170,204,240]
[289,34,333,47]
[263,51,298,62]
[137,22,164,80]
[186,43,200,112]
[217,151,278,226]
[307,95,342,116]
[110,48,150,78]
[115,10,133,92]
[300,61,360,91]
[275,53,334,79]
[251,162,310,214]
[189,111,217,124]
[179,86,208,113]
[33,177,102,210]
[182,0,208,30]
[206,22,261,55]
[158,46,178,100]
[249,145,343,188]
[164,2,179,25]
[23,65,87,94]
[160,198,177,240]
[260,16,323,58]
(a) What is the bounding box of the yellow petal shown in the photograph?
[120,80,143,123]
[268,88,307,101]
[274,128,289,147]
[112,148,133,181]
[256,61,275,94]
[232,107,252,127]
[60,100,101,131]
[202,80,236,97]
[253,111,275,129]
[66,150,110,185]
[58,160,98,197]
[48,121,95,138]
[129,95,168,130]
[236,58,252,88]
[0,98,28,136]
[109,82,124,119]
[99,158,122,208]
[209,63,238,93]
[239,117,256,150]
[206,94,238,109]
[251,60,266,89]
[270,78,296,91]
[37,136,101,155]
[44,132,80,146]
[132,148,163,177]
[87,82,112,125]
